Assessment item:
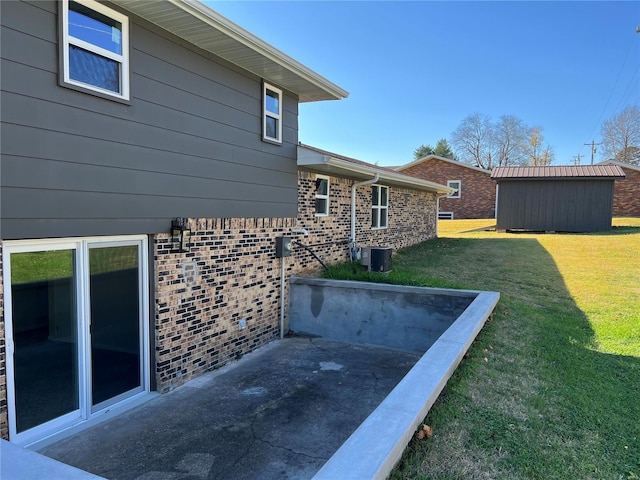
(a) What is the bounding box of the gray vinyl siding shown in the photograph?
[496,179,615,233]
[1,0,299,240]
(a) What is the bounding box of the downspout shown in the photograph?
[350,174,379,261]
[436,193,449,237]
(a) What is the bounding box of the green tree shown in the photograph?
[413,144,434,160]
[433,138,455,159]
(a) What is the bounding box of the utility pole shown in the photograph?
[584,140,601,165]
[573,154,584,166]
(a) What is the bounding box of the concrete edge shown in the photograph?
[289,276,481,298]
[1,439,106,480]
[312,290,500,480]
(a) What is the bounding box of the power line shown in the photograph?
[573,154,584,165]
[585,32,639,145]
[584,140,602,165]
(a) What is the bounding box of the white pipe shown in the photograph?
[435,193,448,237]
[351,174,380,246]
[291,228,309,236]
[280,256,286,339]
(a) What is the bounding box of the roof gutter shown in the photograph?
[351,174,380,258]
[111,1,348,101]
[300,156,454,195]
[179,0,348,99]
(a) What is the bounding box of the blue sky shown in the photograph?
[210,1,640,167]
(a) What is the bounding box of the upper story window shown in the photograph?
[263,82,282,144]
[447,180,461,198]
[371,185,388,229]
[315,176,330,216]
[61,0,130,101]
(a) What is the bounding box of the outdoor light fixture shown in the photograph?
[171,217,192,253]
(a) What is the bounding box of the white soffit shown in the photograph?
[298,146,455,195]
[112,0,349,102]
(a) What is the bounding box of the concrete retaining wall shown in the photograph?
[289,277,475,352]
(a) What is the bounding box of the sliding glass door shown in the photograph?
[4,236,149,445]
[10,248,80,434]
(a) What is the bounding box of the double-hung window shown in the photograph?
[447,180,461,198]
[315,176,330,216]
[371,185,388,229]
[61,0,130,100]
[263,83,282,143]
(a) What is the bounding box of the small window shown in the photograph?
[315,176,330,216]
[263,82,282,144]
[61,0,130,100]
[371,185,388,229]
[447,180,461,198]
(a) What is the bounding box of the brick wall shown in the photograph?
[612,166,640,217]
[295,171,438,264]
[400,159,495,219]
[0,173,440,436]
[154,173,439,391]
[154,218,295,392]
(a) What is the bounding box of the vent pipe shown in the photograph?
[350,174,379,260]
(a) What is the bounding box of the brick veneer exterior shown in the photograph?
[612,165,640,217]
[399,158,495,219]
[0,171,439,436]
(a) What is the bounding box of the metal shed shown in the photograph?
[491,165,626,233]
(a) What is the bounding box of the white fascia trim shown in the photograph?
[299,154,456,195]
[597,159,640,172]
[170,0,349,101]
[396,155,491,174]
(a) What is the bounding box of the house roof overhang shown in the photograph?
[112,0,349,102]
[297,145,455,194]
[396,155,491,175]
[597,159,640,173]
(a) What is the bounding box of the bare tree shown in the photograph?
[527,126,554,166]
[601,105,640,165]
[451,113,494,169]
[494,115,529,166]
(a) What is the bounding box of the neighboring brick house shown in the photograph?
[0,0,451,448]
[598,160,640,217]
[395,155,495,219]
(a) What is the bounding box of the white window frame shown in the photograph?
[263,82,283,144]
[3,235,150,447]
[314,175,330,217]
[371,185,389,230]
[447,180,461,198]
[61,0,130,101]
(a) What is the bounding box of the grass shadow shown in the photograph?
[326,233,640,479]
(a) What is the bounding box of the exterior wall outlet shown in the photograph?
[238,318,247,330]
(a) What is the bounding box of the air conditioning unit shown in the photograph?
[360,246,392,272]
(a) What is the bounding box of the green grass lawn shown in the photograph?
[326,218,640,479]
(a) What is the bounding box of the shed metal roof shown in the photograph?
[491,165,626,180]
[112,0,348,102]
[297,145,455,194]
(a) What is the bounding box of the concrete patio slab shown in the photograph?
[39,337,421,480]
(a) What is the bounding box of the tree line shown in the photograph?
[414,104,640,168]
